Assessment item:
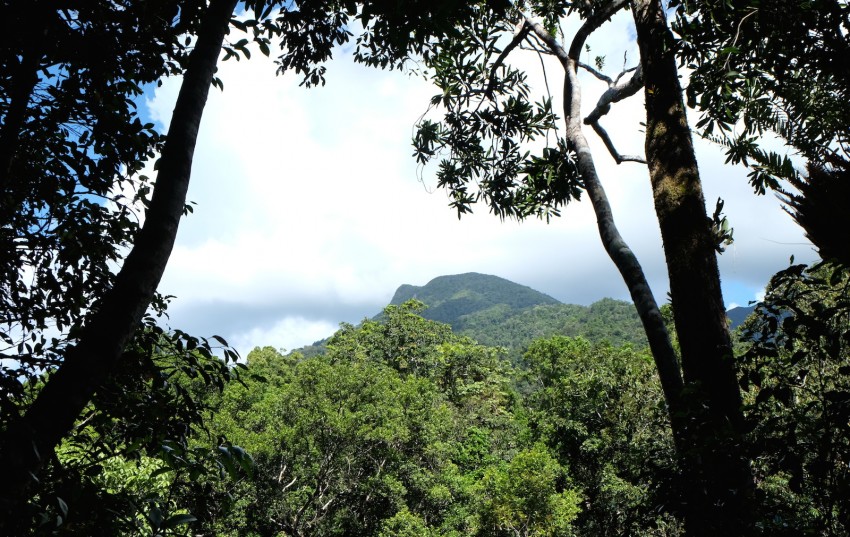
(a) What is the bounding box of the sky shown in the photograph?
[141,11,816,357]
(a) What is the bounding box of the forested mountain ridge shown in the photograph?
[301,273,755,357]
[386,273,646,352]
[389,273,561,322]
[460,298,649,351]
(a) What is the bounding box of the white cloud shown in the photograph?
[142,14,815,352]
[230,316,340,357]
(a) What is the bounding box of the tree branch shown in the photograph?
[485,23,530,98]
[590,121,647,164]
[582,63,646,164]
[568,0,630,61]
[525,7,684,457]
[578,61,613,83]
[584,64,643,123]
[524,17,569,67]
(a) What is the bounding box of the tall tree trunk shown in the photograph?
[0,0,238,528]
[0,51,40,192]
[524,13,685,449]
[630,0,754,534]
[565,74,686,446]
[0,0,56,196]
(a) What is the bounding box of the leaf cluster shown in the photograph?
[412,8,583,221]
[235,0,511,87]
[17,326,247,535]
[739,262,850,535]
[0,0,211,408]
[674,0,850,191]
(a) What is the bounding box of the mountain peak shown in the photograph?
[389,273,561,325]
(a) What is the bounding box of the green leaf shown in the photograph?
[147,505,163,529]
[162,513,197,529]
[56,497,68,518]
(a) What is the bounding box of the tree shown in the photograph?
[197,305,529,536]
[630,1,754,531]
[478,445,581,537]
[219,356,447,537]
[738,262,850,536]
[0,0,200,408]
[673,0,850,266]
[524,337,680,536]
[411,1,753,533]
[0,0,241,526]
[0,0,513,527]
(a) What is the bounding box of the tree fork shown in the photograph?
[0,0,239,527]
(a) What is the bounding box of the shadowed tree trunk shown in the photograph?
[0,51,40,190]
[0,0,57,194]
[630,0,755,534]
[0,0,238,528]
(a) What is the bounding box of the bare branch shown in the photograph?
[578,61,613,84]
[519,39,552,56]
[614,65,637,84]
[590,121,647,164]
[582,64,645,164]
[584,64,643,123]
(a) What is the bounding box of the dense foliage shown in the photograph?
[675,0,850,267]
[674,0,848,189]
[9,328,249,534]
[177,301,681,536]
[739,263,850,535]
[8,283,848,535]
[2,0,847,534]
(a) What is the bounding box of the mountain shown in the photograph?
[458,298,648,351]
[300,273,757,358]
[727,305,757,329]
[388,273,648,354]
[389,273,561,325]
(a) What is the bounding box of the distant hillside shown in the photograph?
[294,273,758,359]
[456,298,648,352]
[727,305,756,329]
[386,274,647,356]
[389,273,561,326]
